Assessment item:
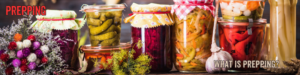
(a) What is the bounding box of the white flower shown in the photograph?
[27,53,37,62]
[40,45,50,54]
[36,59,41,65]
[16,42,23,50]
[23,40,32,48]
[8,51,16,58]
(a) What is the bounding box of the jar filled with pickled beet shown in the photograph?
[30,10,85,67]
[124,3,174,73]
[172,0,215,72]
[218,19,266,72]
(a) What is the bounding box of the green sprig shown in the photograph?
[100,40,152,75]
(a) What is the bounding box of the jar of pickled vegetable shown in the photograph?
[124,3,174,73]
[220,0,265,22]
[81,4,125,46]
[30,10,85,67]
[172,0,215,72]
[80,43,131,73]
[218,19,266,72]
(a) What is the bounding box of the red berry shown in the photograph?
[5,66,13,75]
[20,65,28,73]
[0,54,9,62]
[27,35,36,42]
[41,57,48,64]
[8,42,17,50]
[21,58,27,65]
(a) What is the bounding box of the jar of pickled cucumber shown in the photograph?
[172,0,215,72]
[124,3,174,73]
[81,4,125,46]
[30,10,85,67]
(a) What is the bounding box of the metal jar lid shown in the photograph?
[80,43,131,53]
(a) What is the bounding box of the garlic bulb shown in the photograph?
[206,0,233,73]
[206,44,233,73]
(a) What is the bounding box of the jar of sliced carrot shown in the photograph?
[172,0,215,72]
[218,18,266,72]
[124,3,174,73]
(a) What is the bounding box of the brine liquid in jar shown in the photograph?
[218,20,266,72]
[173,8,214,72]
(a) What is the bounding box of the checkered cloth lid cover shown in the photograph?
[172,0,215,20]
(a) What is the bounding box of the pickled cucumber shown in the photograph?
[87,18,102,26]
[91,40,101,46]
[100,13,106,21]
[105,12,114,18]
[113,11,122,17]
[87,10,123,46]
[89,19,113,35]
[87,12,101,19]
[90,31,117,41]
[100,35,120,46]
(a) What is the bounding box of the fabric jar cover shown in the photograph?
[172,0,215,20]
[124,3,174,28]
[30,10,85,33]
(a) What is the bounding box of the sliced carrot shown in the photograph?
[201,53,212,59]
[190,62,198,66]
[200,24,206,35]
[196,46,204,55]
[192,39,197,49]
[176,41,189,57]
[200,15,206,19]
[176,54,184,59]
[247,1,260,11]
[177,61,182,69]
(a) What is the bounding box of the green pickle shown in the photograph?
[87,11,123,46]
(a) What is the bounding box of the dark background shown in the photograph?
[0,0,299,58]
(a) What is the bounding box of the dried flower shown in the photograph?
[8,42,17,50]
[32,41,40,50]
[41,56,48,64]
[21,58,27,65]
[8,51,16,58]
[27,35,35,42]
[16,42,23,50]
[12,59,21,67]
[20,65,28,73]
[5,66,13,75]
[14,33,22,42]
[22,48,30,57]
[0,54,9,62]
[28,62,36,70]
[22,40,31,48]
[27,53,37,62]
[0,50,6,56]
[17,50,23,58]
[35,49,43,58]
[40,45,49,54]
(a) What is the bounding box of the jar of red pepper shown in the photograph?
[218,18,266,72]
[124,3,174,73]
